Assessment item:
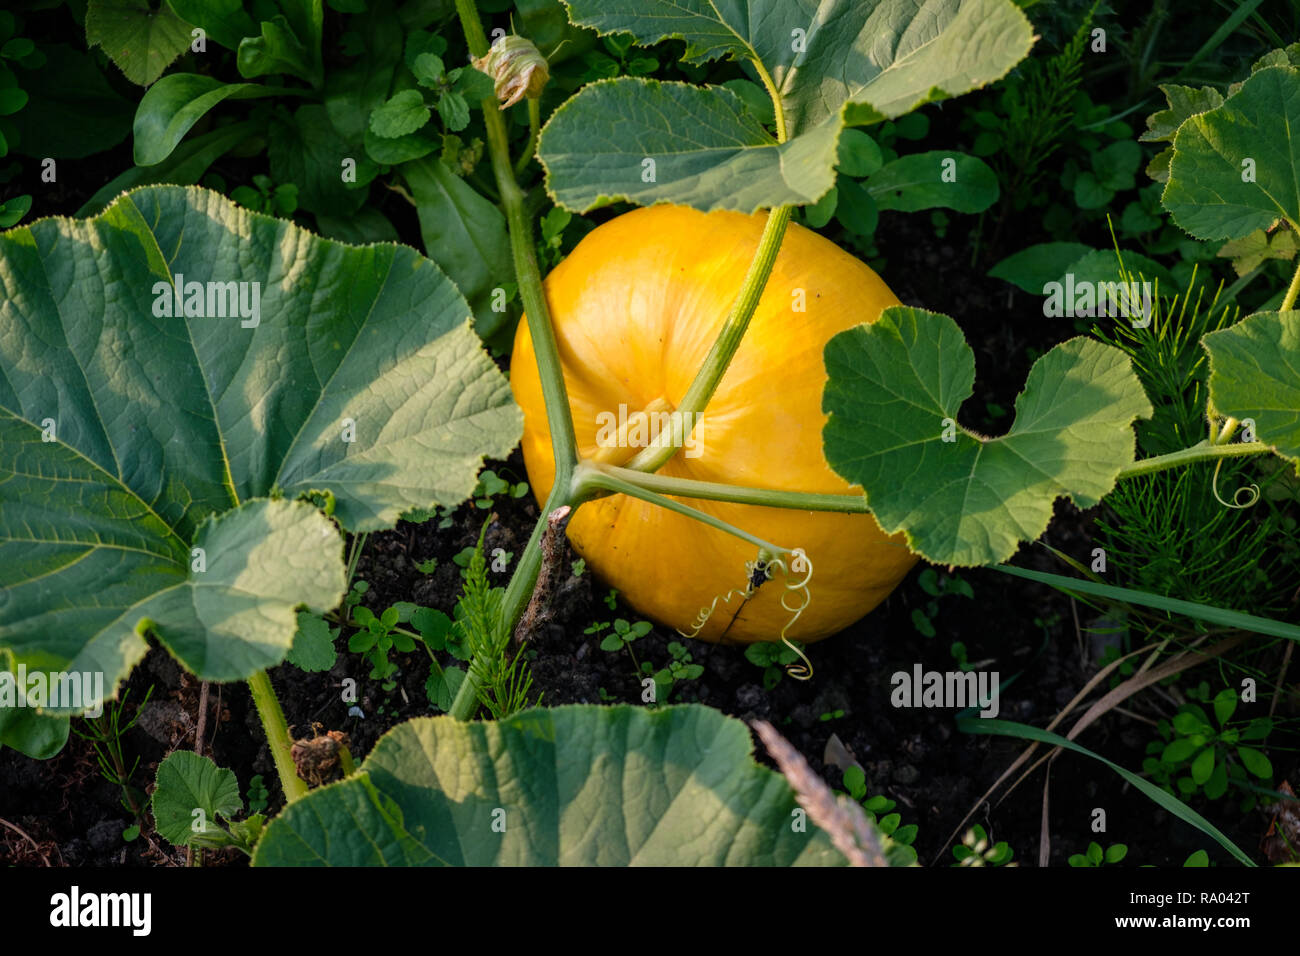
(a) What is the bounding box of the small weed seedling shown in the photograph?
[245,774,270,816]
[911,568,974,638]
[471,469,529,509]
[1069,842,1128,867]
[840,765,919,864]
[71,686,155,840]
[1144,687,1272,810]
[744,641,802,689]
[952,825,1015,867]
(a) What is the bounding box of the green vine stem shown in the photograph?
[1114,438,1269,479]
[1280,250,1300,311]
[514,98,542,177]
[246,670,307,803]
[573,464,789,554]
[621,204,793,474]
[582,439,1273,515]
[449,0,581,720]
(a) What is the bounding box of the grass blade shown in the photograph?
[993,564,1300,641]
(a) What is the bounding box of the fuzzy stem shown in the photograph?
[246,670,307,803]
[1115,439,1269,479]
[514,98,542,177]
[447,0,583,721]
[573,464,788,554]
[583,439,1272,514]
[1280,252,1300,311]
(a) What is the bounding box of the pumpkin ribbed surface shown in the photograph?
[511,205,916,643]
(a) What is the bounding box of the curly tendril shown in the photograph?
[678,547,815,680]
[1210,458,1260,510]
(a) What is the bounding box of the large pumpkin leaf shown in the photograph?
[1203,311,1300,475]
[541,79,838,212]
[252,704,849,866]
[0,185,521,703]
[822,307,1152,566]
[539,0,1033,212]
[1163,66,1300,239]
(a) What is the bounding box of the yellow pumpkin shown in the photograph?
[511,205,916,644]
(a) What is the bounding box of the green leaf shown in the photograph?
[1141,85,1224,146]
[252,704,846,865]
[1164,738,1198,764]
[0,701,69,759]
[823,307,1152,566]
[268,104,368,216]
[370,89,430,138]
[558,0,1032,132]
[412,51,445,86]
[540,79,836,213]
[287,611,338,672]
[802,185,837,228]
[1092,140,1141,192]
[1140,80,1231,182]
[1164,67,1300,239]
[836,129,881,178]
[0,185,521,701]
[237,16,315,82]
[133,73,280,165]
[1105,843,1128,863]
[865,152,999,213]
[364,126,438,164]
[1191,746,1216,785]
[86,0,194,86]
[1216,229,1297,276]
[1237,746,1272,779]
[1203,312,1300,475]
[325,4,403,142]
[1212,689,1237,726]
[151,750,243,847]
[165,0,259,52]
[959,718,1254,866]
[834,179,877,236]
[0,195,31,228]
[402,157,512,341]
[435,90,469,132]
[0,88,27,116]
[1073,171,1111,209]
[78,119,260,216]
[1,38,35,60]
[1052,248,1177,298]
[3,43,132,159]
[276,0,324,76]
[988,242,1095,294]
[424,663,465,711]
[540,0,1033,212]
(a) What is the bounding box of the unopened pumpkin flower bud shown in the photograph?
[472,35,548,109]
